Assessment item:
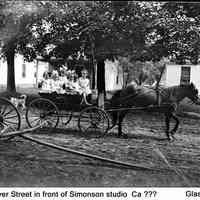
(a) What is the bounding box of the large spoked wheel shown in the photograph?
[0,97,21,135]
[26,98,59,129]
[78,106,109,137]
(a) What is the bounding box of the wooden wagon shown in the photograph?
[25,91,110,136]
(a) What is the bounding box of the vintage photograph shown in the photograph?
[0,1,200,187]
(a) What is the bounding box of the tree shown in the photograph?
[0,1,49,93]
[146,2,200,64]
[14,1,168,106]
[31,1,154,104]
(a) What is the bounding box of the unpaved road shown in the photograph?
[0,112,200,187]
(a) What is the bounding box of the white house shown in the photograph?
[104,59,124,91]
[0,54,49,88]
[0,55,124,91]
[160,63,200,91]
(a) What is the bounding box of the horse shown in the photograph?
[108,82,200,140]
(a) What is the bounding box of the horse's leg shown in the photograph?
[118,111,127,138]
[170,113,179,138]
[109,111,118,130]
[165,113,171,140]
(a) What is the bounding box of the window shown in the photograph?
[22,63,26,78]
[180,66,190,84]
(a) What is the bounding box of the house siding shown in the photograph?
[104,59,123,91]
[0,55,123,91]
[0,54,49,87]
[162,63,200,92]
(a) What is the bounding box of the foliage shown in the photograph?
[2,1,200,64]
[147,2,200,64]
[2,1,200,92]
[118,56,165,86]
[0,1,51,92]
[27,1,154,63]
[0,1,46,58]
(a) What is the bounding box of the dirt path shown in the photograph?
[0,112,200,187]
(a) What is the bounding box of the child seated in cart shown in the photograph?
[51,70,66,94]
[58,69,68,93]
[78,69,92,104]
[38,71,53,93]
[60,69,68,82]
[65,70,80,94]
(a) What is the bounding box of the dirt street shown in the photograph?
[0,112,200,187]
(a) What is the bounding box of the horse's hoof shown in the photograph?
[117,133,128,139]
[169,131,177,140]
[121,134,128,139]
[167,135,175,142]
[171,134,177,140]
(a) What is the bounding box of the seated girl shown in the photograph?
[78,69,92,104]
[78,69,92,95]
[51,70,65,94]
[65,71,80,93]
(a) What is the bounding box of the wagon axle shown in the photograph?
[40,113,46,119]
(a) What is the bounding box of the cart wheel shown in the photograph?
[78,106,109,137]
[26,98,59,129]
[0,97,21,135]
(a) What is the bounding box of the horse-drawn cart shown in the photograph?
[23,82,200,140]
[24,90,176,139]
[25,91,110,136]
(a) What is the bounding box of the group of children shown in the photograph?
[38,69,92,96]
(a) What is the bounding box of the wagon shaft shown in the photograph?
[141,104,175,113]
[107,104,175,114]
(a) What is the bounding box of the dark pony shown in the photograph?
[109,83,200,140]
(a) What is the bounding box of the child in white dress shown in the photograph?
[78,69,91,95]
[78,69,92,104]
[51,70,64,94]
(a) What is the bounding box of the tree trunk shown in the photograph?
[6,48,16,94]
[97,59,105,108]
[35,60,39,87]
[89,35,96,89]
